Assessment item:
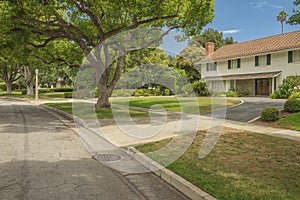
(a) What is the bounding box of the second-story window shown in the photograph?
[206,62,217,71]
[228,59,241,69]
[288,50,300,63]
[255,54,271,66]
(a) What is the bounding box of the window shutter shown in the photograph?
[255,56,259,66]
[237,59,241,68]
[228,60,231,69]
[206,63,209,71]
[288,51,293,63]
[266,54,271,65]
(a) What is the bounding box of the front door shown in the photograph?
[255,79,270,95]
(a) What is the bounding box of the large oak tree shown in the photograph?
[7,0,214,108]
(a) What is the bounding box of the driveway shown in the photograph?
[202,97,286,122]
[0,98,189,200]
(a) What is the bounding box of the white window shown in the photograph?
[206,62,217,71]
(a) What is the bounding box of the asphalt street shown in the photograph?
[0,98,189,200]
[202,97,286,122]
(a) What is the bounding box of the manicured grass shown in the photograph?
[136,128,300,199]
[112,97,240,114]
[279,112,300,131]
[46,102,153,119]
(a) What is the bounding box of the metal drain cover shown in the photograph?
[95,154,121,162]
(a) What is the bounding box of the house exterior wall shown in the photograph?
[201,49,300,94]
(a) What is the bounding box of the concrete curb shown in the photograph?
[40,103,217,200]
[128,147,217,200]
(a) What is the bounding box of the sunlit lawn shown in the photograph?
[136,128,300,199]
[279,112,300,131]
[112,97,240,114]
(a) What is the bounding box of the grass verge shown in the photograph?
[136,128,300,199]
[45,102,153,119]
[112,97,240,114]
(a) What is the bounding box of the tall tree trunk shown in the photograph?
[6,82,12,94]
[94,55,125,109]
[19,66,34,95]
[26,81,34,95]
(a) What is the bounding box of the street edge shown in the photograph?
[39,103,217,200]
[126,147,217,200]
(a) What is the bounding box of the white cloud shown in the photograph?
[249,1,282,10]
[222,29,240,34]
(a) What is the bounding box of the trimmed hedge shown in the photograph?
[284,99,300,113]
[64,92,73,98]
[22,87,73,95]
[261,107,280,121]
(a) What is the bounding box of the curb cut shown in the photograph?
[127,147,217,200]
[40,103,217,200]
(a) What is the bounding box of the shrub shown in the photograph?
[236,88,250,97]
[64,92,73,98]
[270,93,276,99]
[284,99,300,113]
[164,89,170,96]
[191,81,210,96]
[273,76,300,99]
[51,87,73,92]
[261,107,280,121]
[289,92,300,99]
[226,91,238,97]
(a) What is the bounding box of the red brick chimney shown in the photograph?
[205,42,215,55]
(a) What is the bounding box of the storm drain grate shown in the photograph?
[94,154,122,162]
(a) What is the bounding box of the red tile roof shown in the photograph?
[201,30,300,62]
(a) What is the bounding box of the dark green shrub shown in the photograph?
[284,99,300,113]
[51,87,73,92]
[191,81,210,96]
[0,82,6,91]
[261,108,280,121]
[64,92,73,98]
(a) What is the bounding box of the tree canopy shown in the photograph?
[3,0,215,108]
[287,0,300,25]
[188,28,235,50]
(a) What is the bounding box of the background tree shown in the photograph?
[176,44,206,82]
[287,0,300,25]
[7,0,214,109]
[189,28,235,50]
[277,11,288,34]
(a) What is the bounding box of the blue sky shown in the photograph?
[161,0,300,54]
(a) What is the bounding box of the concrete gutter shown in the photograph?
[40,103,217,200]
[127,147,217,200]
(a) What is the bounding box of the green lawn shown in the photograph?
[0,91,66,99]
[46,102,153,119]
[136,128,300,199]
[279,112,300,131]
[112,97,240,114]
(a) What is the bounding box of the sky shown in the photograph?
[161,0,300,54]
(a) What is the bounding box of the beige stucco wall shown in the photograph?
[201,49,300,93]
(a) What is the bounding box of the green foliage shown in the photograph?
[273,76,300,99]
[164,89,170,96]
[289,92,300,99]
[287,0,300,25]
[191,81,210,96]
[261,108,280,122]
[64,92,73,98]
[236,88,250,97]
[226,91,238,97]
[21,87,73,95]
[0,82,6,91]
[189,28,235,50]
[111,89,135,97]
[284,99,300,113]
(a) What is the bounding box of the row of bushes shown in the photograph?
[261,97,300,121]
[21,87,73,95]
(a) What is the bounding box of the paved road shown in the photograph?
[0,98,189,200]
[203,97,286,122]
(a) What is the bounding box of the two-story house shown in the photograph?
[200,30,300,96]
